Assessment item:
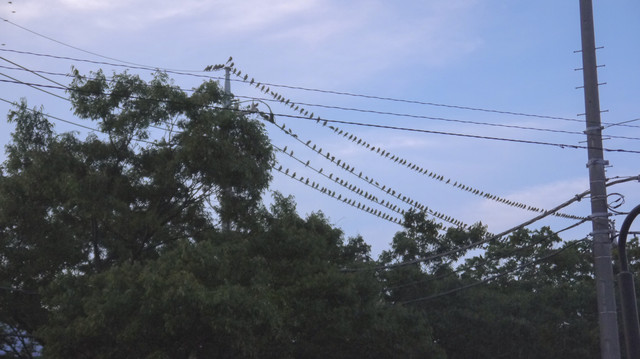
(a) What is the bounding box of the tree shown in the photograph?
[379,211,603,359]
[0,71,444,358]
[0,70,273,357]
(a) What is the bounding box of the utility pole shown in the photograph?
[578,1,621,358]
[222,67,232,232]
[224,67,231,108]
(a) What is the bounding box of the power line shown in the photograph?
[235,95,640,141]
[0,16,207,73]
[604,117,640,129]
[274,140,468,228]
[343,176,639,272]
[350,175,640,272]
[6,47,639,130]
[0,48,225,81]
[225,66,640,129]
[3,76,638,155]
[10,62,638,142]
[233,72,592,221]
[0,72,68,102]
[399,237,587,304]
[6,75,634,228]
[0,97,155,143]
[268,117,469,228]
[273,163,403,225]
[277,112,640,155]
[384,217,589,291]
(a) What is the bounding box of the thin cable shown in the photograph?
[0,72,68,102]
[235,95,640,141]
[400,237,587,304]
[268,117,469,227]
[4,77,640,157]
[274,141,468,228]
[385,217,588,291]
[345,189,591,272]
[278,113,640,155]
[6,47,638,129]
[4,64,639,142]
[0,17,207,73]
[0,56,68,88]
[0,97,155,143]
[603,117,640,129]
[226,66,640,129]
[344,175,638,272]
[0,48,224,81]
[273,163,403,225]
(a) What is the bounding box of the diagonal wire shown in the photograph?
[399,237,587,304]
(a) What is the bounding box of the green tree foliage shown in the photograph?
[380,211,604,358]
[0,72,443,358]
[2,69,636,358]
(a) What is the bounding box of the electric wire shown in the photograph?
[603,117,640,129]
[272,162,403,225]
[0,48,226,81]
[4,62,640,143]
[221,63,640,129]
[0,72,68,102]
[226,68,593,221]
[3,77,638,158]
[0,17,207,73]
[2,63,636,235]
[344,175,638,272]
[274,111,640,155]
[399,237,588,304]
[384,217,589,291]
[7,74,636,233]
[275,146,406,220]
[237,94,640,141]
[0,94,407,229]
[267,116,469,227]
[0,97,153,142]
[5,47,640,130]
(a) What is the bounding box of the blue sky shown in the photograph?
[1,0,638,256]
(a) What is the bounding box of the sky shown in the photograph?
[0,0,638,256]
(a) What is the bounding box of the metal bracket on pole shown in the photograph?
[584,125,604,135]
[587,159,610,168]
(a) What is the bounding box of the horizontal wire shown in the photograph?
[603,117,640,129]
[6,47,639,130]
[384,217,589,291]
[399,237,587,304]
[0,47,226,81]
[0,71,68,102]
[9,63,637,140]
[225,66,640,129]
[3,75,622,227]
[0,97,154,142]
[342,175,637,272]
[4,75,637,155]
[0,17,207,73]
[276,112,640,155]
[0,63,610,226]
[235,95,640,141]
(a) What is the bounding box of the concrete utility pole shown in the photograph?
[578,1,621,358]
[222,67,232,232]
